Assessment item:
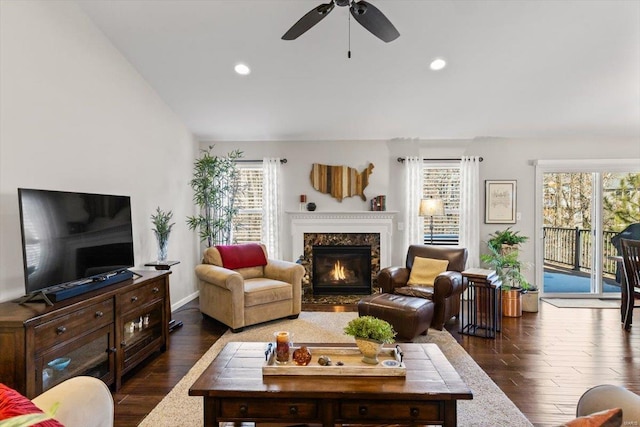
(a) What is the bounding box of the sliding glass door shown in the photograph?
[535,160,640,297]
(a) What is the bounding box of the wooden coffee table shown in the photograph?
[189,342,472,427]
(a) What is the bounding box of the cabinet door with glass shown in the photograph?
[35,325,115,395]
[117,278,168,380]
[120,300,165,373]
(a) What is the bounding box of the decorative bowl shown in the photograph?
[48,357,71,371]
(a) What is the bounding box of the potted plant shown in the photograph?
[151,207,175,262]
[521,283,539,313]
[344,316,396,364]
[487,227,529,255]
[481,230,534,317]
[187,145,243,247]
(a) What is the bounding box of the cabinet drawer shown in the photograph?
[119,280,165,311]
[34,299,113,350]
[340,400,441,422]
[220,399,317,419]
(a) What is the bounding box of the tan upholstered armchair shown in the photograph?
[377,245,468,330]
[195,243,304,332]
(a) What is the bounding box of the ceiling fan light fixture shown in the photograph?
[282,0,398,43]
[430,58,447,71]
[234,63,251,75]
[351,2,367,15]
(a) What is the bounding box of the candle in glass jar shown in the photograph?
[300,194,307,203]
[274,331,291,364]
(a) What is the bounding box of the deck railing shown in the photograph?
[543,227,619,276]
[422,227,621,277]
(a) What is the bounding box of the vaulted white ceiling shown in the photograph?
[77,0,640,142]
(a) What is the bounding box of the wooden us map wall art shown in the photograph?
[310,163,374,202]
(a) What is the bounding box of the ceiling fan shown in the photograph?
[282,0,400,43]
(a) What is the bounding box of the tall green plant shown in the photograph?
[187,146,243,247]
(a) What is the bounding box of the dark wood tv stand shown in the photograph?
[0,270,171,398]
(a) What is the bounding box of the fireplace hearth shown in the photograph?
[312,245,371,295]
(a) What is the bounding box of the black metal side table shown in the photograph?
[460,268,502,338]
[145,260,183,332]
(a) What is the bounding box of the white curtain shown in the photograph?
[262,158,281,258]
[403,157,424,252]
[459,156,481,268]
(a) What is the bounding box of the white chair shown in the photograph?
[32,376,114,427]
[576,384,640,426]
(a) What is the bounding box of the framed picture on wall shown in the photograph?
[485,180,517,224]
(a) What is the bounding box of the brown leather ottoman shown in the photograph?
[357,293,435,341]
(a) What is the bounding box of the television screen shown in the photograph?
[18,188,134,295]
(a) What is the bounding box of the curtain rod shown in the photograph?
[235,158,288,164]
[396,157,483,163]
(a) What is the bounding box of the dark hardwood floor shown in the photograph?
[114,299,639,427]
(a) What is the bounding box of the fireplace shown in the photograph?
[288,211,396,299]
[312,245,371,295]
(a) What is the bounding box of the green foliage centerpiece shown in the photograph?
[344,316,396,364]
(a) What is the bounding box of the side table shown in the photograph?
[460,268,502,338]
[145,261,183,332]
[145,260,180,271]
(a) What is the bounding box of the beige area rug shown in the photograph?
[542,298,621,309]
[139,312,532,427]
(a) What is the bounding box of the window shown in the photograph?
[422,163,460,245]
[232,164,263,243]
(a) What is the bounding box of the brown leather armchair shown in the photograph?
[377,245,468,330]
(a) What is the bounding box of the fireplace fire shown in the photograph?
[312,245,371,295]
[330,260,348,281]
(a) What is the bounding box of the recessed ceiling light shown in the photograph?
[429,58,446,71]
[234,63,251,75]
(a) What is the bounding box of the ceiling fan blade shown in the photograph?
[350,0,399,43]
[282,2,335,40]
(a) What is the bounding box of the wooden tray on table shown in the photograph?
[262,344,406,377]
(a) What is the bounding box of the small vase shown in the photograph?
[355,337,383,365]
[155,231,170,262]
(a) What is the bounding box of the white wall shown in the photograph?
[207,137,639,288]
[468,137,640,287]
[202,140,394,262]
[0,1,199,307]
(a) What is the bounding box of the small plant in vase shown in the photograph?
[151,207,175,262]
[344,316,396,364]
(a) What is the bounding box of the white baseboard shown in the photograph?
[171,290,199,313]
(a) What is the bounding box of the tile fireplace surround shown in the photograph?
[288,211,397,302]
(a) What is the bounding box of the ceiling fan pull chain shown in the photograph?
[347,7,351,58]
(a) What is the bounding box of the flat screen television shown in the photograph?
[18,188,135,299]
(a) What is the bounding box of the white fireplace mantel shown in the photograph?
[287,211,397,268]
